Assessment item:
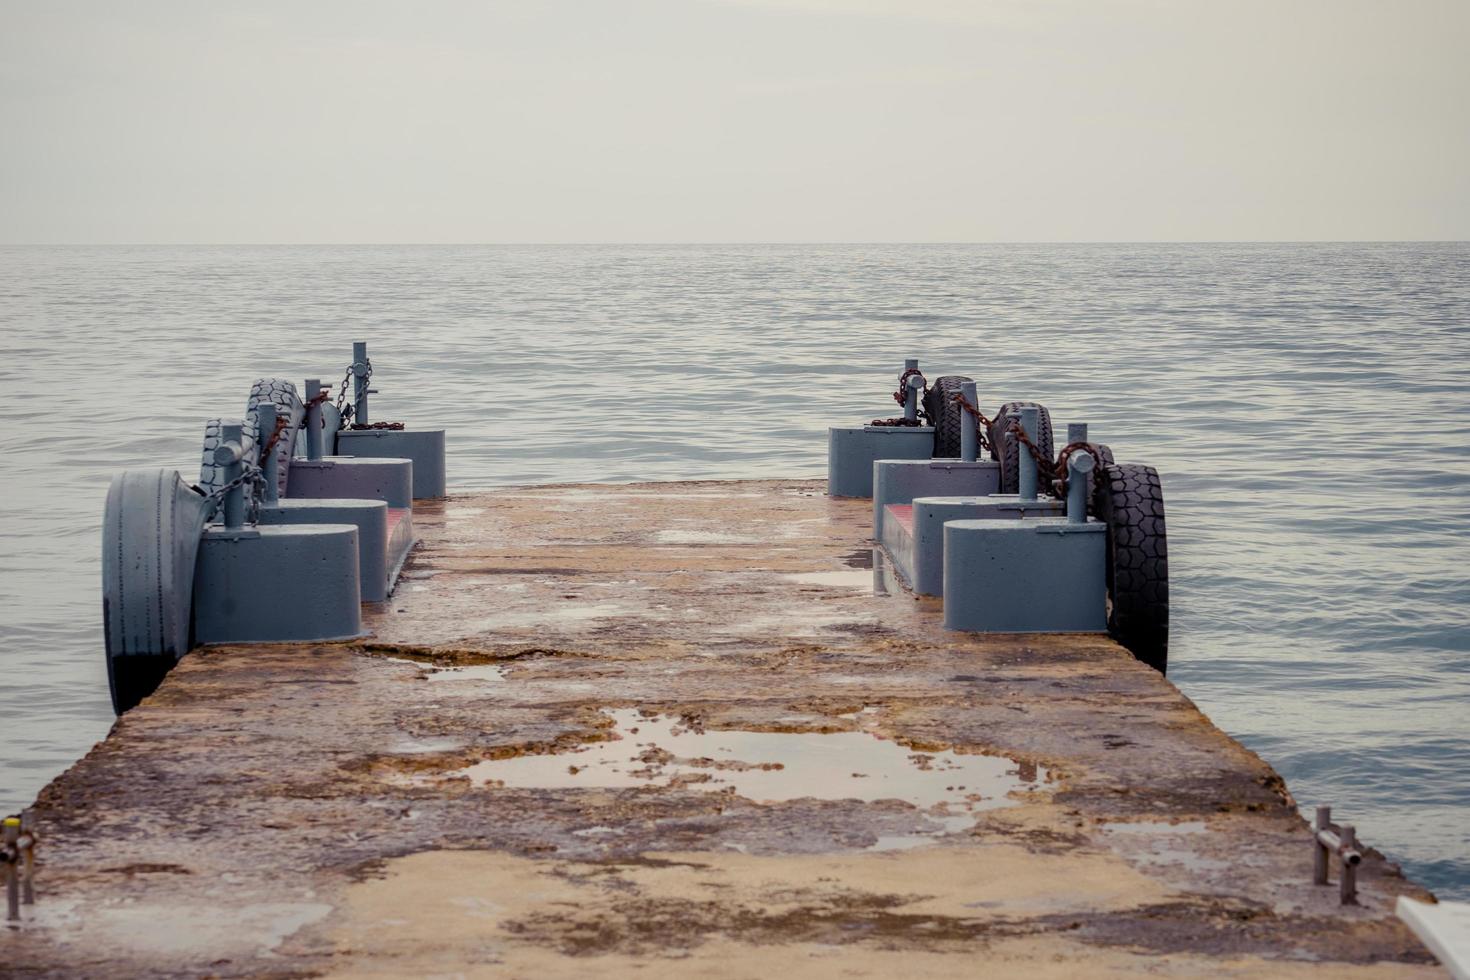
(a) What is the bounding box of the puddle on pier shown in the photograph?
[462,709,1043,848]
[783,570,877,590]
[384,657,508,684]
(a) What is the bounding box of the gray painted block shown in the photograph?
[336,428,446,499]
[193,524,362,643]
[257,499,391,602]
[872,459,1000,538]
[288,457,414,509]
[942,518,1106,633]
[910,495,1064,596]
[827,425,933,498]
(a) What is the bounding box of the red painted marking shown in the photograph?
[886,504,914,533]
[385,508,410,542]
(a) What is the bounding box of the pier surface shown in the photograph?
[6,480,1439,977]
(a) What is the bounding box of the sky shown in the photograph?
[1,0,1467,243]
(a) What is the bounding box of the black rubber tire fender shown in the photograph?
[990,401,1055,494]
[246,378,305,497]
[102,468,212,713]
[923,375,974,458]
[197,416,259,515]
[1087,444,1115,514]
[1094,462,1169,674]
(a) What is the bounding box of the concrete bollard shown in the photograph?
[305,378,326,461]
[1017,406,1040,502]
[215,423,247,529]
[193,524,363,643]
[960,381,980,463]
[255,403,279,505]
[1067,451,1095,523]
[352,341,371,425]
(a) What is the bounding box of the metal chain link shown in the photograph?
[950,393,995,456]
[1007,416,1056,491]
[1053,441,1109,501]
[201,461,268,522]
[333,357,374,426]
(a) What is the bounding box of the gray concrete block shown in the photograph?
[257,499,391,601]
[288,457,414,509]
[827,425,933,498]
[909,495,1064,596]
[336,429,446,499]
[942,518,1106,633]
[193,524,362,643]
[872,459,1000,539]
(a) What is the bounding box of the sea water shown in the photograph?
[0,242,1465,897]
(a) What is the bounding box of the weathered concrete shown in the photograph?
[3,480,1439,978]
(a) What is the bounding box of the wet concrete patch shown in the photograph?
[783,569,877,590]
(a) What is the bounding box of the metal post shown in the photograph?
[255,402,278,504]
[216,423,246,529]
[3,817,18,922]
[904,358,918,372]
[960,380,980,462]
[352,341,369,426]
[1340,824,1359,905]
[904,374,922,422]
[1066,451,1095,523]
[1067,422,1088,445]
[18,812,33,906]
[305,378,324,461]
[1017,406,1039,501]
[1314,806,1330,885]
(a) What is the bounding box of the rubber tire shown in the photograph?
[924,376,973,458]
[1086,444,1115,514]
[990,401,1055,494]
[1094,463,1168,674]
[247,378,305,497]
[198,417,260,516]
[102,468,212,713]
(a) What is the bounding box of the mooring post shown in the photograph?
[216,422,246,529]
[904,358,918,372]
[904,374,923,422]
[1340,824,1359,905]
[960,380,980,462]
[1066,451,1095,523]
[1017,406,1040,501]
[1067,422,1088,445]
[18,811,33,906]
[304,378,325,461]
[1314,805,1331,885]
[352,341,370,426]
[3,817,18,922]
[255,402,279,504]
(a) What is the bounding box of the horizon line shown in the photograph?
[2,239,1467,248]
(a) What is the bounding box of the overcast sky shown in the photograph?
[2,0,1466,243]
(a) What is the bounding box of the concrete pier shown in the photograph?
[6,480,1439,977]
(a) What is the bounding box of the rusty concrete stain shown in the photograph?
[1,479,1442,977]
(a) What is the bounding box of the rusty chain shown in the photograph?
[255,414,291,470]
[1053,441,1110,500]
[871,367,930,427]
[952,396,1111,500]
[949,393,995,456]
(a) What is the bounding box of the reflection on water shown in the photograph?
[0,243,1466,896]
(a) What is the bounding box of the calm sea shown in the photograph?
[1,243,1466,898]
